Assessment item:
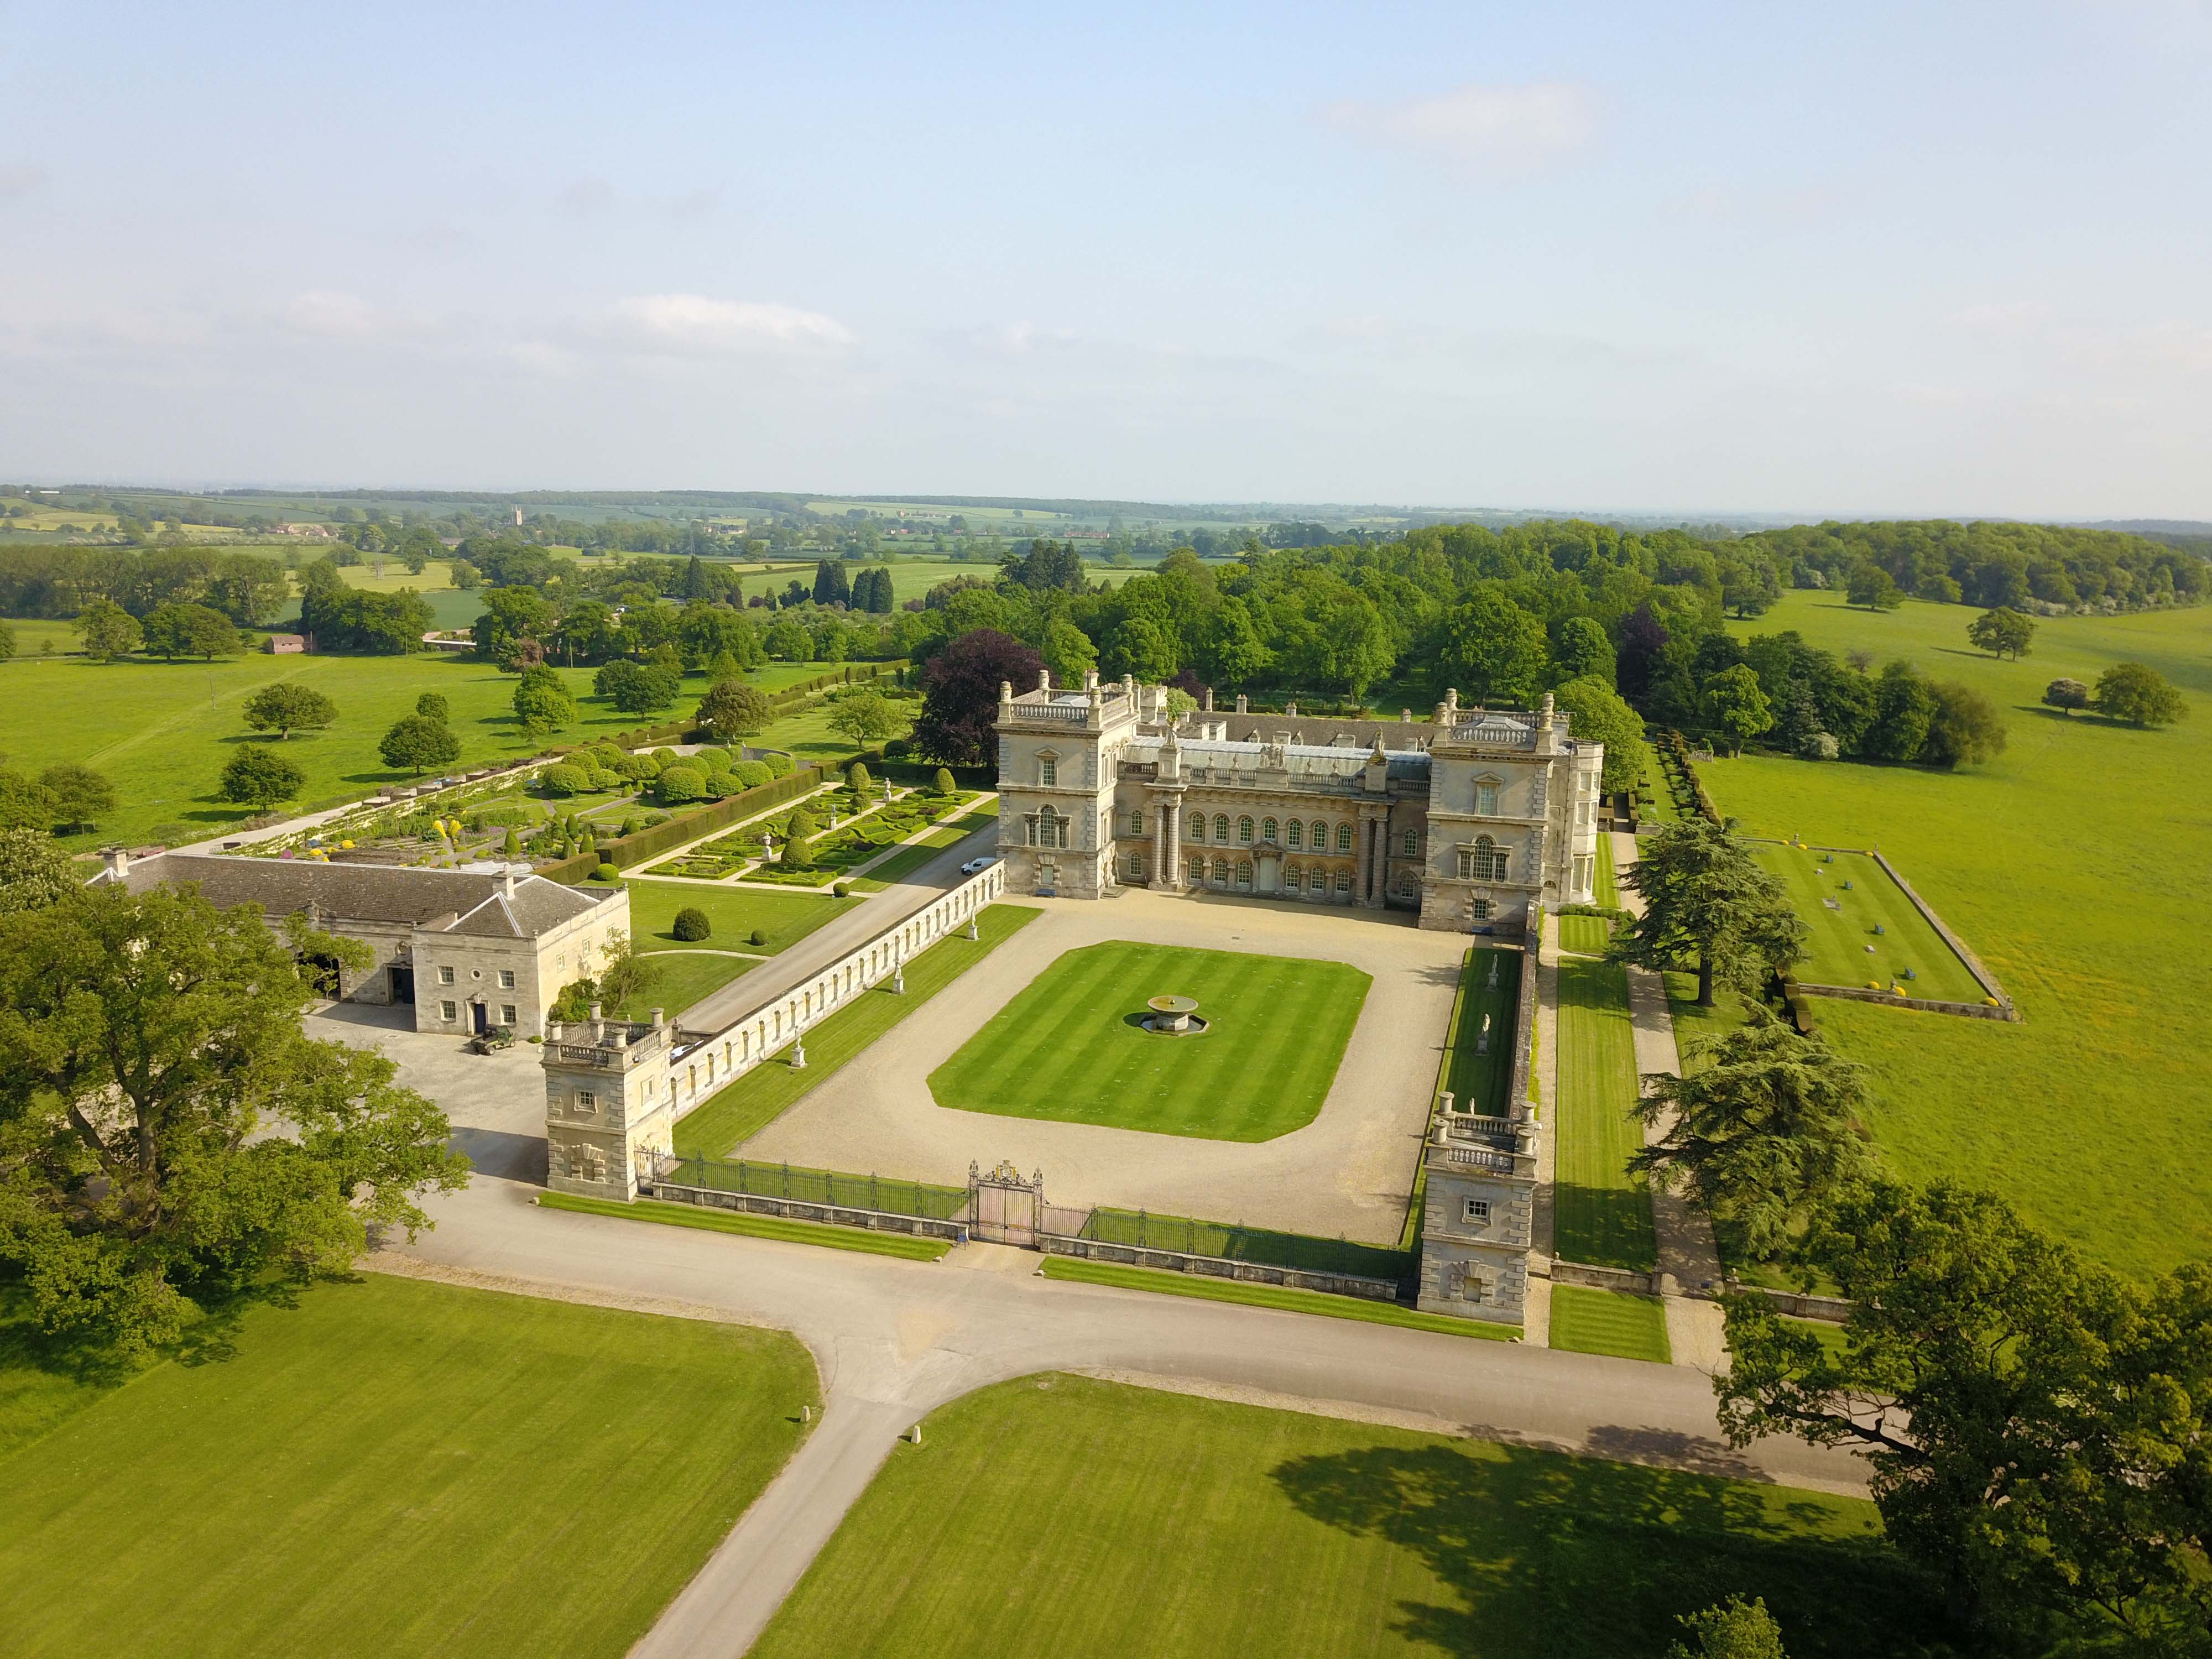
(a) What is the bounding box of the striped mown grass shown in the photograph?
[1552,958,1657,1271]
[1040,1259,1511,1338]
[1547,1284,1672,1363]
[930,941,1370,1141]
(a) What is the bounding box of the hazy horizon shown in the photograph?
[4,2,2208,518]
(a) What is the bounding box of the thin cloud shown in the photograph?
[281,290,380,337]
[557,176,619,214]
[1320,80,1599,179]
[605,294,858,351]
[0,162,49,201]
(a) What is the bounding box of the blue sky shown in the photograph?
[3,1,2207,516]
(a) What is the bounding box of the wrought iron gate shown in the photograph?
[967,1160,1043,1246]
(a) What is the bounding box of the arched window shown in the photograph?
[1212,857,1228,884]
[1235,860,1252,888]
[1335,822,1354,852]
[1185,813,1202,842]
[1457,834,1507,881]
[1285,820,1302,849]
[1213,813,1229,842]
[1187,855,1206,884]
[1261,817,1277,843]
[1029,805,1070,849]
[1311,821,1328,850]
[1237,816,1254,845]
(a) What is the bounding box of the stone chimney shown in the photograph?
[102,846,130,880]
[1235,693,1249,714]
[502,866,518,899]
[1201,686,1214,712]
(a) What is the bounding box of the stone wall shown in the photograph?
[1037,1234,1405,1302]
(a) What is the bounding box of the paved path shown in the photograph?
[736,889,1465,1240]
[375,1174,1870,1658]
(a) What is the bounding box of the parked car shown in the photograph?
[465,1026,515,1054]
[959,855,998,876]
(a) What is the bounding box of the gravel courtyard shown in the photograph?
[735,890,1470,1244]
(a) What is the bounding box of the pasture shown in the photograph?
[927,942,1371,1141]
[0,1274,815,1659]
[751,1373,1939,1659]
[1710,592,2212,1279]
[0,627,858,851]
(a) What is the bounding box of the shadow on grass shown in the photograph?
[1269,1439,1944,1657]
[1553,1181,1660,1273]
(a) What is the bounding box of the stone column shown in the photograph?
[1153,802,1169,886]
[1364,812,1387,907]
[1166,802,1181,888]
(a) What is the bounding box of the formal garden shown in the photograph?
[642,770,982,888]
[926,941,1371,1142]
[1748,841,1987,1002]
[749,1374,1939,1659]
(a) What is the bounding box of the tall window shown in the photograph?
[1335,822,1354,853]
[1474,834,1507,880]
[1311,820,1328,849]
[1235,860,1252,889]
[1126,853,1145,879]
[1027,805,1068,849]
[1401,829,1418,857]
[1237,816,1254,845]
[1213,813,1229,841]
[1188,855,1206,884]
[1130,810,1146,835]
[1475,781,1499,816]
[1334,870,1352,894]
[1185,813,1202,841]
[1286,865,1302,891]
[1040,758,1057,787]
[1285,820,1302,849]
[1212,857,1228,883]
[1261,817,1277,843]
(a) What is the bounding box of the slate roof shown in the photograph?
[102,852,616,938]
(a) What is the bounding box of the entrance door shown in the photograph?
[390,964,415,1004]
[471,1000,489,1034]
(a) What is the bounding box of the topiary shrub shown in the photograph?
[539,763,588,797]
[833,883,851,898]
[748,927,768,947]
[846,760,872,795]
[657,764,707,805]
[672,906,711,941]
[763,752,794,779]
[592,863,619,882]
[731,759,772,790]
[697,746,734,775]
[932,766,956,796]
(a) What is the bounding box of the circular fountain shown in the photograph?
[1142,994,1208,1035]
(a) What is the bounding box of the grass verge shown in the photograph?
[1547,1284,1673,1363]
[1041,1258,1514,1338]
[750,1373,1937,1658]
[1553,959,1657,1272]
[537,1191,951,1260]
[0,1272,815,1658]
[674,902,1040,1155]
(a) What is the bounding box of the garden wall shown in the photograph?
[642,1179,966,1243]
[1035,1234,1405,1302]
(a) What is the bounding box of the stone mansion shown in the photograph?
[994,674,1606,931]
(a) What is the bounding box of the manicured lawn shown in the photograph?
[609,948,754,1020]
[752,1374,1939,1659]
[1441,946,1520,1117]
[1040,1259,1513,1339]
[929,942,1370,1142]
[1077,1207,1409,1280]
[1553,959,1657,1272]
[538,1192,952,1260]
[623,877,857,953]
[1709,592,2212,1280]
[0,639,858,851]
[1547,1285,1673,1363]
[1750,843,1986,1001]
[0,1272,816,1659]
[1593,832,1619,905]
[674,904,1040,1156]
[1557,914,1612,956]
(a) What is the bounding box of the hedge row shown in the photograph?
[539,764,839,883]
[1656,729,1719,823]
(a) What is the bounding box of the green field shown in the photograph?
[1441,947,1520,1116]
[674,904,1040,1156]
[0,625,860,850]
[1547,1285,1673,1363]
[1553,959,1657,1272]
[0,1273,814,1658]
[1557,914,1613,956]
[752,1373,1938,1659]
[928,942,1371,1141]
[1710,592,2212,1279]
[1751,843,1986,1001]
[1039,1259,1513,1338]
[624,878,857,953]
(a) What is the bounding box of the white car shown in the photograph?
[959,856,998,876]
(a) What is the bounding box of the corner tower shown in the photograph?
[993,668,1136,899]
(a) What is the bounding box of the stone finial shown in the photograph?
[1037,667,1051,692]
[649,1006,665,1028]
[588,1001,603,1021]
[546,1019,564,1041]
[1401,708,1412,723]
[999,679,1013,705]
[1202,686,1214,712]
[1542,691,1556,723]
[1084,667,1100,691]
